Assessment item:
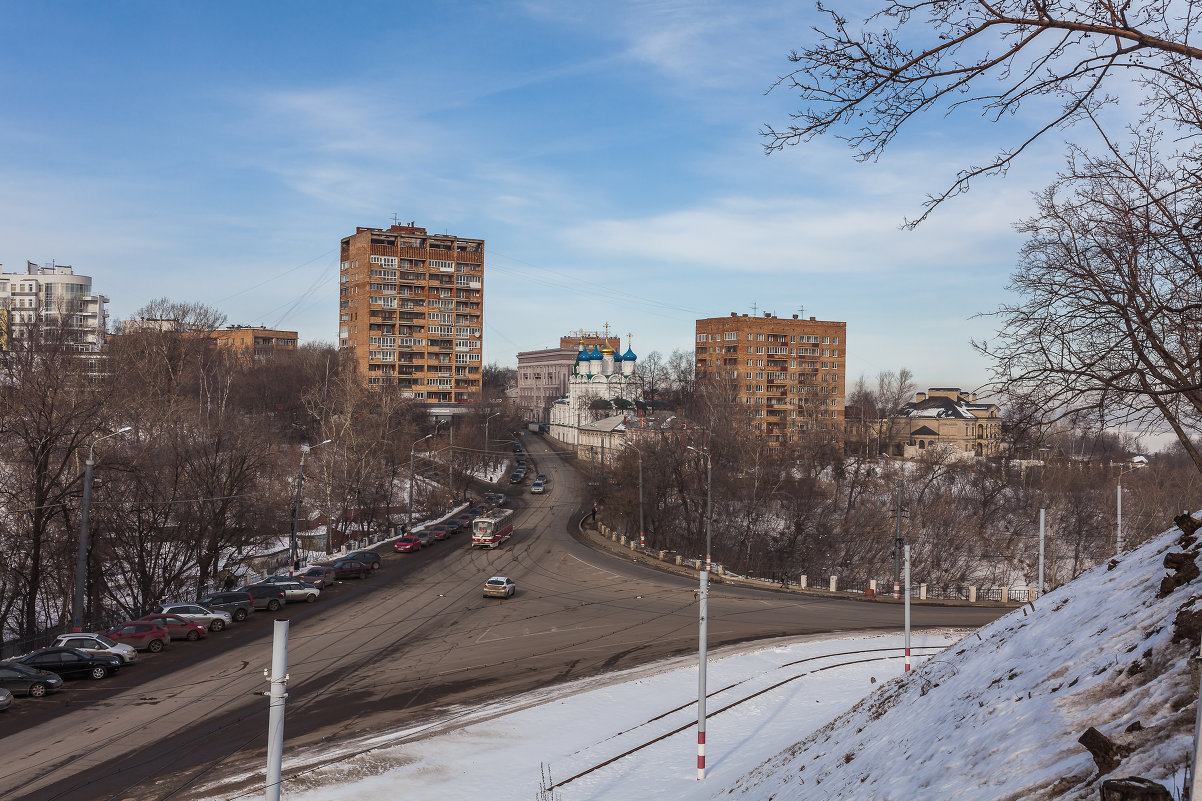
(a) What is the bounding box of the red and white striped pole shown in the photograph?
[904,544,911,672]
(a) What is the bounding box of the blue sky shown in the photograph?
[0,1,1069,391]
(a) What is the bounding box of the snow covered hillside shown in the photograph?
[729,516,1202,800]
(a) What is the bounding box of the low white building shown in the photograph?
[0,261,108,351]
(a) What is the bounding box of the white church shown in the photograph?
[548,337,643,456]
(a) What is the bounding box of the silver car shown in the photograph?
[154,603,234,632]
[51,633,139,664]
[251,580,319,603]
[0,687,12,711]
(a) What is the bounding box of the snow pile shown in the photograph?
[729,519,1202,800]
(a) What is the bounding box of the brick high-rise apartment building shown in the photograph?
[695,312,846,446]
[340,223,484,407]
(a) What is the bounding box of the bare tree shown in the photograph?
[767,1,1202,224]
[979,130,1202,473]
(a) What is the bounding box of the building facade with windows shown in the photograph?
[694,312,847,447]
[516,333,621,424]
[895,388,1002,459]
[207,325,298,357]
[339,223,484,409]
[0,262,108,351]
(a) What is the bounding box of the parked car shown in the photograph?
[51,633,139,664]
[445,520,461,534]
[106,621,170,652]
[483,576,517,599]
[238,584,287,611]
[247,580,318,603]
[457,513,475,528]
[428,525,449,542]
[153,603,233,632]
[393,536,422,553]
[530,480,545,494]
[468,505,486,517]
[196,591,255,622]
[0,687,11,711]
[346,551,382,570]
[509,471,525,484]
[139,613,207,641]
[0,662,63,697]
[297,566,334,590]
[536,473,548,483]
[330,559,371,580]
[15,648,122,680]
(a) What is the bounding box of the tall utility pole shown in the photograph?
[1038,508,1046,595]
[408,433,435,527]
[264,619,290,801]
[73,426,130,632]
[687,445,713,781]
[893,479,904,588]
[290,439,330,574]
[448,421,454,499]
[625,441,645,548]
[903,545,911,672]
[484,412,501,469]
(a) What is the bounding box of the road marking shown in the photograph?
[566,551,623,579]
[475,622,616,643]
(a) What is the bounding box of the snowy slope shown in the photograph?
[728,519,1202,800]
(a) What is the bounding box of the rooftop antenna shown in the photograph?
[750,302,759,316]
[797,305,805,318]
[391,213,399,225]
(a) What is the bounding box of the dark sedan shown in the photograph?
[0,662,64,697]
[15,647,122,680]
[330,559,371,580]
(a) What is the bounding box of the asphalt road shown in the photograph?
[0,434,1005,801]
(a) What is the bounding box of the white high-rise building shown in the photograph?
[0,262,109,351]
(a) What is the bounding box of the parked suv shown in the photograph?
[153,603,233,632]
[106,621,170,652]
[247,580,318,603]
[196,591,254,622]
[238,584,286,611]
[51,633,138,664]
[345,551,382,570]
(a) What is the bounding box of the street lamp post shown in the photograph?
[1117,461,1145,554]
[625,441,644,548]
[687,444,712,780]
[409,432,435,528]
[290,439,330,574]
[73,426,131,632]
[484,412,501,465]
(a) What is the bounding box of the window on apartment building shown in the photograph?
[756,334,765,341]
[755,347,764,354]
[724,332,737,340]
[756,360,765,367]
[832,349,839,357]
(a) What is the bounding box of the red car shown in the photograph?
[430,524,450,541]
[330,559,371,580]
[393,536,422,553]
[139,613,207,641]
[297,565,334,590]
[106,621,171,652]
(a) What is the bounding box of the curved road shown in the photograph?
[0,435,1004,801]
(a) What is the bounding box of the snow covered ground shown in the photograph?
[202,517,1202,801]
[201,630,958,801]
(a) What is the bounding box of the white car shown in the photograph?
[51,633,139,665]
[483,576,516,598]
[154,603,234,632]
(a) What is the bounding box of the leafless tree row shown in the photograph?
[0,303,518,648]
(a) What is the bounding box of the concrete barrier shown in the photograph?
[829,575,838,592]
[800,575,808,589]
[869,579,877,594]
[675,555,683,566]
[1000,586,1011,603]
[619,536,626,546]
[969,586,977,603]
[919,583,927,600]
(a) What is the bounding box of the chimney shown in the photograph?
[730,312,737,317]
[764,312,770,318]
[809,316,816,321]
[792,314,798,319]
[916,392,927,402]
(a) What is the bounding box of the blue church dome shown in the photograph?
[623,348,637,361]
[575,349,590,362]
